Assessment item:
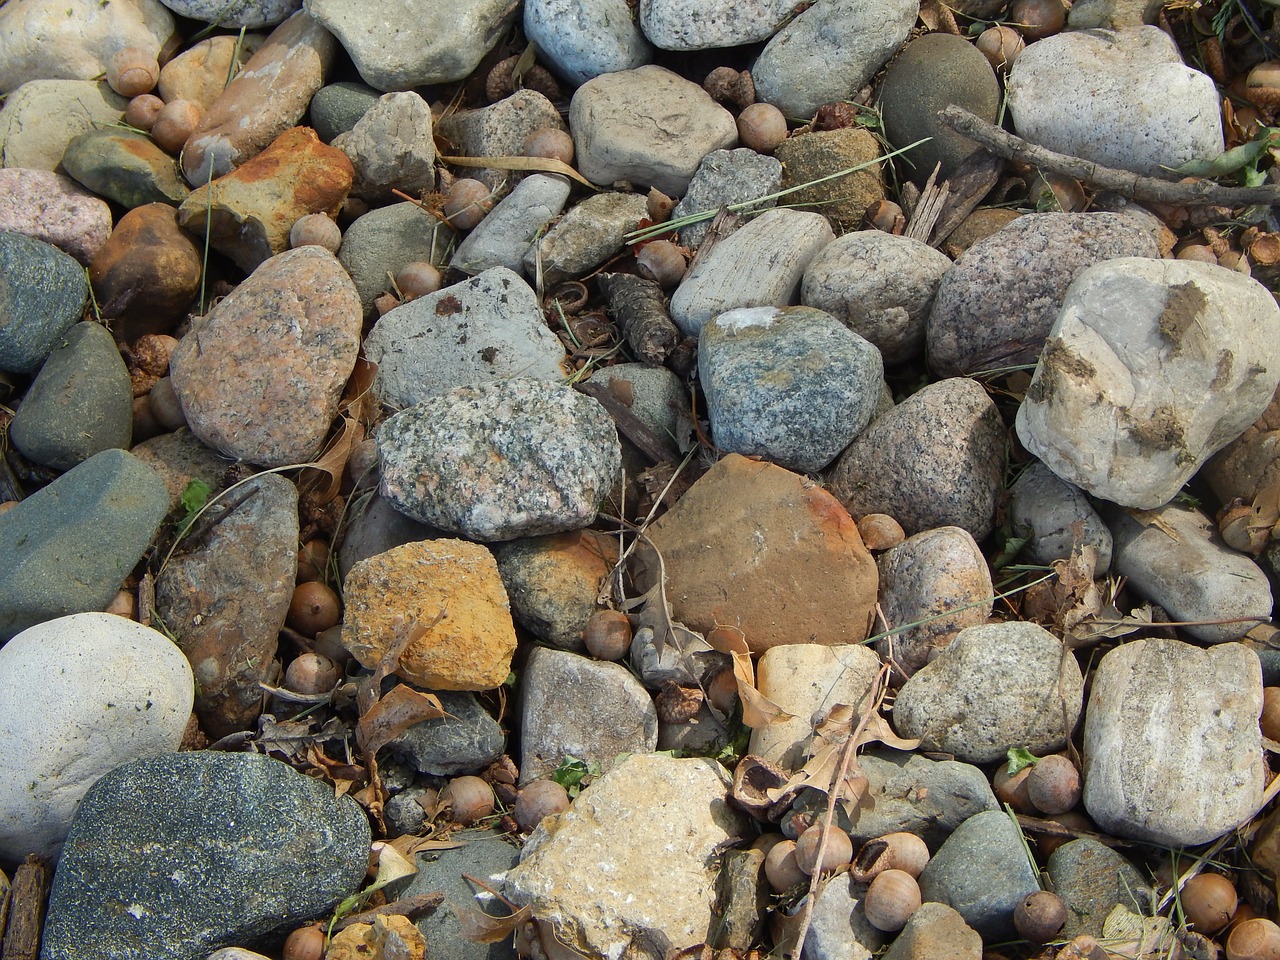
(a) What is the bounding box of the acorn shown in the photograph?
[289,214,342,253]
[635,240,687,289]
[125,93,165,131]
[440,776,495,825]
[1009,0,1066,40]
[737,102,788,153]
[443,178,494,229]
[286,581,341,636]
[794,823,853,875]
[1227,917,1280,960]
[396,261,442,300]
[107,46,160,98]
[1026,754,1081,816]
[1014,890,1067,945]
[513,779,571,831]
[583,609,632,661]
[523,127,575,165]
[1182,873,1238,935]
[151,99,203,155]
[764,839,807,892]
[283,653,340,696]
[863,869,922,932]
[283,923,326,960]
[975,25,1025,73]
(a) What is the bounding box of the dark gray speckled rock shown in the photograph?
[0,231,89,374]
[390,690,505,776]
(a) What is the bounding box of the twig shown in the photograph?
[905,163,948,244]
[937,105,1280,206]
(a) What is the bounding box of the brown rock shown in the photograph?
[130,427,229,512]
[158,34,265,110]
[941,208,1021,259]
[774,128,885,232]
[342,539,518,690]
[178,125,353,271]
[181,11,335,184]
[632,454,878,652]
[90,202,202,340]
[1204,382,1280,505]
[882,902,983,960]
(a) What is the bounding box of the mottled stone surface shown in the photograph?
[342,539,518,690]
[773,129,885,232]
[523,191,649,286]
[390,690,505,777]
[435,90,568,191]
[640,0,792,50]
[672,148,782,248]
[450,174,572,276]
[62,130,191,209]
[0,80,127,172]
[0,231,90,375]
[336,492,440,581]
[130,428,230,512]
[169,246,361,467]
[0,168,113,264]
[494,530,615,651]
[801,873,885,960]
[852,751,999,847]
[338,201,450,315]
[881,902,983,960]
[525,0,653,86]
[159,0,299,28]
[335,91,436,201]
[1047,839,1151,940]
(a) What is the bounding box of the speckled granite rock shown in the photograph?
[158,0,299,28]
[334,90,436,202]
[671,148,782,248]
[0,168,113,264]
[524,0,653,87]
[522,191,650,286]
[435,89,568,191]
[0,232,90,375]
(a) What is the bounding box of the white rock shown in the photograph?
[336,91,435,201]
[524,0,653,86]
[0,613,193,859]
[0,81,127,172]
[1009,463,1113,576]
[158,0,298,27]
[1083,638,1264,846]
[1016,257,1280,509]
[450,174,572,276]
[1007,27,1223,177]
[640,0,793,50]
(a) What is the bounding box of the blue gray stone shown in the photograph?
[451,174,572,277]
[390,690,505,777]
[61,129,191,208]
[672,148,782,249]
[640,0,793,51]
[1047,838,1151,940]
[522,191,649,286]
[0,231,90,374]
[524,0,653,86]
[309,81,381,143]
[338,201,452,316]
[1009,462,1113,576]
[802,874,885,960]
[157,0,301,27]
[852,751,999,848]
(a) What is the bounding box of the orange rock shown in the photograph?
[341,539,517,690]
[632,454,878,652]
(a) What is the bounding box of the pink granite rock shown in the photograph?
[0,168,113,265]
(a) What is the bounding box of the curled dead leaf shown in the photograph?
[451,901,533,944]
[357,684,447,757]
[729,754,789,820]
[702,624,795,729]
[299,414,359,505]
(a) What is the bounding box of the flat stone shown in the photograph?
[335,91,436,202]
[338,201,451,316]
[158,0,299,27]
[772,129,885,232]
[0,79,127,172]
[1009,463,1113,576]
[852,751,999,848]
[672,148,782,249]
[1082,638,1265,846]
[523,191,649,286]
[41,752,370,960]
[493,530,616,652]
[0,613,192,860]
[435,90,567,191]
[524,0,653,87]
[450,174,572,276]
[714,848,769,952]
[802,874,885,960]
[593,362,689,462]
[881,902,983,960]
[0,232,89,375]
[640,0,792,50]
[158,34,267,109]
[0,449,169,642]
[341,539,518,691]
[1046,839,1151,940]
[390,690,505,777]
[1068,0,1163,28]
[169,246,361,467]
[62,129,191,209]
[0,168,113,265]
[310,81,381,143]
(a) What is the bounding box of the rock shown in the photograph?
[305,0,517,90]
[877,34,1000,187]
[377,379,620,542]
[672,148,782,248]
[852,751,999,847]
[772,129,885,232]
[1069,0,1162,27]
[800,874,885,960]
[338,201,450,316]
[802,231,952,366]
[178,125,353,272]
[0,80,127,172]
[155,473,297,739]
[714,848,768,951]
[158,34,265,109]
[926,213,1159,377]
[522,191,649,286]
[633,454,879,651]
[89,203,203,341]
[669,208,834,336]
[1109,502,1273,642]
[157,0,299,27]
[699,304,883,472]
[129,428,229,512]
[524,0,653,86]
[1083,638,1264,845]
[506,754,747,957]
[494,530,615,652]
[169,246,361,467]
[1204,382,1280,509]
[570,64,737,195]
[881,902,983,960]
[753,0,917,120]
[518,647,658,783]
[876,527,993,680]
[336,91,436,201]
[918,809,1041,942]
[0,0,175,96]
[337,492,440,581]
[828,377,1007,540]
[0,232,89,375]
[1009,463,1113,576]
[9,321,133,471]
[62,129,191,209]
[450,174,572,276]
[0,168,113,265]
[41,752,370,960]
[342,539,518,691]
[1007,27,1223,177]
[1047,839,1151,940]
[941,208,1021,259]
[364,268,565,409]
[435,90,568,191]
[309,81,381,142]
[640,0,792,50]
[0,450,168,642]
[1015,257,1280,508]
[593,362,689,462]
[181,11,336,184]
[748,644,882,773]
[390,690,505,777]
[893,621,1084,764]
[0,613,192,860]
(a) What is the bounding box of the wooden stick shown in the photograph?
[937,105,1280,206]
[333,892,445,931]
[0,854,51,960]
[575,379,677,464]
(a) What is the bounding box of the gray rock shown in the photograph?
[827,377,1007,540]
[336,91,436,201]
[493,530,616,652]
[628,625,729,690]
[524,0,653,87]
[519,647,658,784]
[1084,638,1265,846]
[10,321,132,471]
[1047,838,1151,939]
[0,449,168,642]
[337,491,440,581]
[0,79,126,172]
[62,129,191,208]
[309,81,381,143]
[926,213,1159,377]
[41,752,370,960]
[451,174,572,276]
[802,875,885,960]
[522,191,649,286]
[304,0,515,90]
[1068,0,1162,28]
[802,231,952,366]
[1016,257,1280,509]
[383,791,429,836]
[918,809,1041,941]
[364,267,566,409]
[640,0,793,50]
[0,168,114,264]
[852,751,999,848]
[1109,502,1272,643]
[570,64,737,195]
[876,526,993,680]
[0,613,193,860]
[390,690,504,777]
[339,201,452,316]
[0,232,90,374]
[593,362,689,461]
[659,702,733,756]
[714,848,768,951]
[130,428,231,513]
[893,621,1084,764]
[377,379,620,542]
[1009,463,1113,576]
[699,305,883,472]
[753,0,917,120]
[670,208,834,336]
[672,148,783,249]
[157,0,299,27]
[1007,27,1224,177]
[881,902,983,960]
[436,90,568,191]
[877,34,1000,188]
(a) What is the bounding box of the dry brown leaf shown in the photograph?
[814,703,921,753]
[1127,508,1181,541]
[299,414,359,504]
[386,835,467,860]
[358,684,447,756]
[341,356,380,427]
[1070,603,1155,644]
[765,742,870,817]
[702,624,795,729]
[451,902,533,944]
[441,154,595,188]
